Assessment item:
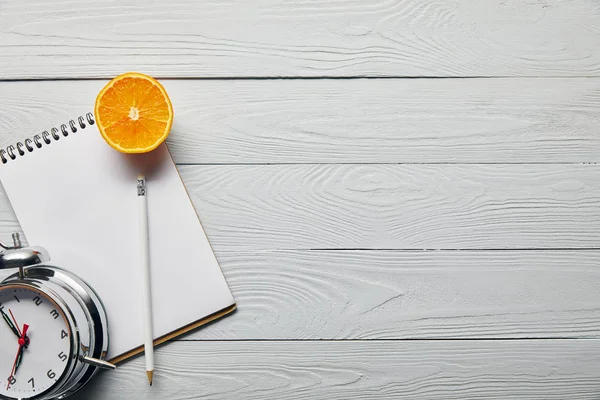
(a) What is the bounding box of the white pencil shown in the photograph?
[137,174,154,386]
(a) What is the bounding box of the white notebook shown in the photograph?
[0,114,235,361]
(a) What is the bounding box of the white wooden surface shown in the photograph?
[1,0,600,398]
[1,79,599,163]
[1,0,600,78]
[71,341,600,400]
[1,164,600,249]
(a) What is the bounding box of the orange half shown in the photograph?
[94,72,173,153]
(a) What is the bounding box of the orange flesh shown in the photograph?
[95,73,173,153]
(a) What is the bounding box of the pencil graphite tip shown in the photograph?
[147,370,154,386]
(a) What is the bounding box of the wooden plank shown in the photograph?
[71,340,600,400]
[1,249,598,340]
[1,165,598,250]
[2,0,600,79]
[192,250,600,340]
[181,164,600,250]
[1,79,599,164]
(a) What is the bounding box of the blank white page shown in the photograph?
[0,126,235,359]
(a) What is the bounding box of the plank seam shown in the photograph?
[171,338,600,342]
[173,162,600,166]
[307,248,600,251]
[3,76,600,82]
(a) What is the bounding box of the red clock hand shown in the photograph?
[8,310,28,348]
[18,324,29,346]
[6,324,29,390]
[8,310,22,337]
[14,324,29,374]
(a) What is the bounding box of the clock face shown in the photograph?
[0,285,72,399]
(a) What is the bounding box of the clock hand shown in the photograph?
[9,311,29,349]
[0,308,20,338]
[13,324,29,376]
[7,310,29,348]
[13,345,24,376]
[6,324,28,390]
[8,310,22,337]
[6,346,20,390]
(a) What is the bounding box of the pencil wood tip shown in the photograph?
[147,370,154,386]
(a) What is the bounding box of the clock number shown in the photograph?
[50,309,59,320]
[32,296,42,306]
[28,377,34,388]
[58,351,68,362]
[47,370,56,379]
[61,329,69,339]
[7,376,16,385]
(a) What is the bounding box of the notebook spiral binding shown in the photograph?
[1,113,95,164]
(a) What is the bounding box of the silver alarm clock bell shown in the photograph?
[0,233,115,400]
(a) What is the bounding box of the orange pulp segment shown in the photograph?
[94,72,173,153]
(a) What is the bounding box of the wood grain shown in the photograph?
[1,0,598,397]
[71,340,600,400]
[193,250,600,340]
[1,79,600,163]
[0,249,598,341]
[0,164,598,250]
[2,0,600,79]
[180,164,600,250]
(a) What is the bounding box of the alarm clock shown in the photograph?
[0,233,115,400]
